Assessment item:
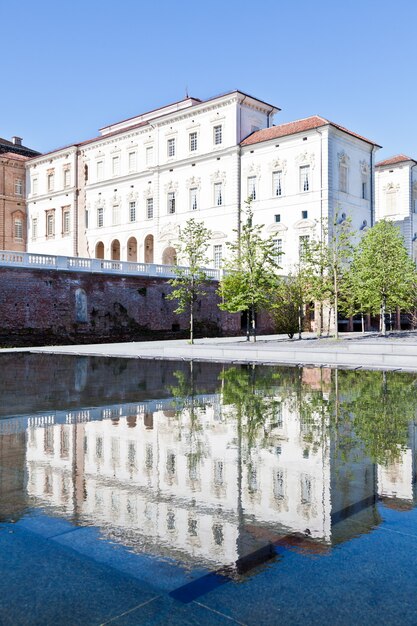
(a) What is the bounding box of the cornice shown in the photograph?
[26,147,77,168]
[27,188,76,203]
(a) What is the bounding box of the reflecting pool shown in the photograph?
[1,354,417,624]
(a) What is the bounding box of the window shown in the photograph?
[128,151,136,172]
[85,209,89,229]
[212,523,224,545]
[15,178,23,196]
[214,182,223,206]
[63,168,71,188]
[167,138,176,157]
[146,197,154,219]
[190,187,198,211]
[299,234,310,260]
[247,176,257,200]
[112,204,120,225]
[14,219,23,241]
[300,165,310,192]
[273,170,282,197]
[273,470,285,500]
[129,201,136,222]
[96,160,104,180]
[32,178,38,195]
[302,210,308,219]
[32,217,38,240]
[146,146,154,165]
[213,244,222,269]
[62,209,70,235]
[339,163,348,193]
[362,182,367,200]
[189,132,197,152]
[47,172,54,191]
[214,460,224,486]
[97,207,104,228]
[112,156,120,176]
[46,212,55,237]
[168,192,176,214]
[272,238,282,260]
[301,474,312,504]
[213,125,222,145]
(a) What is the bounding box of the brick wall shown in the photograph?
[0,267,250,346]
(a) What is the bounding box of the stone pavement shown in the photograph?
[3,331,417,371]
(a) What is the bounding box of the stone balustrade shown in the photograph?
[0,250,220,280]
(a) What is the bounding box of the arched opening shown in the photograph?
[127,237,137,262]
[111,239,120,260]
[162,246,177,266]
[144,234,154,263]
[95,241,104,259]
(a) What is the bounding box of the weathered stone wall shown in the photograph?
[0,266,251,346]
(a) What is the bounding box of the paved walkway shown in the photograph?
[3,331,417,371]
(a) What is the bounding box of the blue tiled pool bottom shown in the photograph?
[1,504,417,626]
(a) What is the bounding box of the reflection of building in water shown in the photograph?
[377,422,417,510]
[0,426,27,521]
[24,380,414,570]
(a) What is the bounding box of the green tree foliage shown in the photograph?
[301,213,354,338]
[218,201,281,341]
[270,270,305,339]
[167,219,212,344]
[349,220,417,335]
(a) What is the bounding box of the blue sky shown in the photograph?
[1,0,416,161]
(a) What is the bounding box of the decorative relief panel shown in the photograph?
[210,170,226,184]
[295,152,315,169]
[186,176,201,189]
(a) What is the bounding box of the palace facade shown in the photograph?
[25,91,381,271]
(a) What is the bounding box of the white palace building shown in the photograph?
[25,90,383,271]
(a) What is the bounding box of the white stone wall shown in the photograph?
[375,161,417,258]
[26,147,77,256]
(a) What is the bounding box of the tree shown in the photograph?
[218,201,281,342]
[270,271,305,339]
[349,220,417,336]
[167,219,212,344]
[301,213,354,339]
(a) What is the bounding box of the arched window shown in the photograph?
[162,246,177,266]
[144,235,154,263]
[95,241,104,259]
[127,237,137,262]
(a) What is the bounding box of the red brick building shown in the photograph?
[0,136,39,251]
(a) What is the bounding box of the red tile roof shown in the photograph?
[376,154,416,167]
[241,115,381,147]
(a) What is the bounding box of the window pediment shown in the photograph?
[186,176,201,189]
[210,170,226,184]
[271,158,287,173]
[296,151,315,169]
[267,223,288,234]
[293,218,315,230]
[164,180,178,193]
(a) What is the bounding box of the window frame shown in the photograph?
[167,191,176,214]
[299,165,310,193]
[167,138,176,158]
[189,132,198,152]
[213,125,223,146]
[214,182,223,206]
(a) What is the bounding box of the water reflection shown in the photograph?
[1,356,417,577]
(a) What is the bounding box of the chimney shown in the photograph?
[12,136,22,146]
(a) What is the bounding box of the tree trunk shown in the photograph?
[381,299,386,336]
[190,303,194,344]
[334,268,339,340]
[298,304,302,340]
[361,312,365,334]
[252,305,256,342]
